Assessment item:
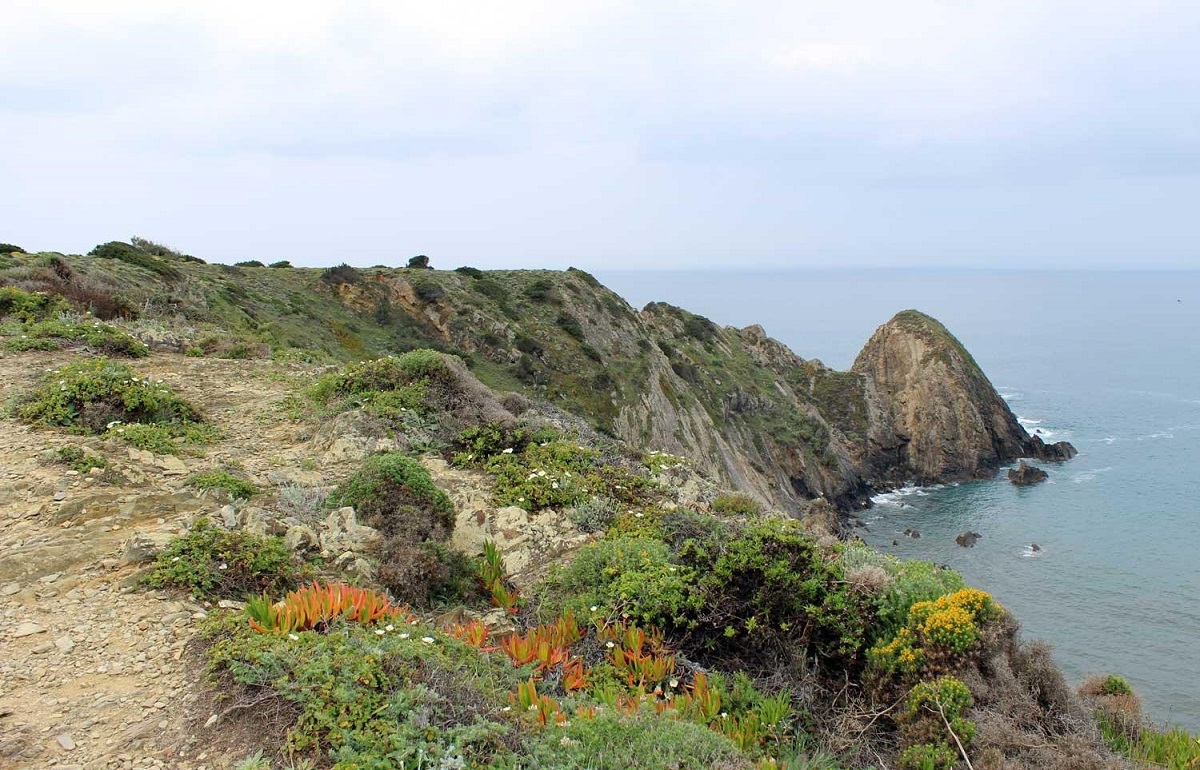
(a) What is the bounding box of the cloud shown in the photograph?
[2,1,1199,266]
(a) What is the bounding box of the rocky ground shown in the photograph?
[0,349,612,769]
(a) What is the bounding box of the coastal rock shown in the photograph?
[1008,460,1048,486]
[1026,435,1078,461]
[955,531,982,547]
[320,507,380,556]
[902,528,921,539]
[852,310,1030,484]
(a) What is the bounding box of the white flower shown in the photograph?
[537,470,546,477]
[421,636,435,644]
[589,606,598,612]
[218,563,228,570]
[288,633,299,641]
[606,641,615,648]
[502,448,514,454]
[385,624,395,631]
[669,678,679,688]
[502,706,512,712]
[551,482,559,489]
[399,633,411,639]
[375,629,385,636]
[634,512,644,518]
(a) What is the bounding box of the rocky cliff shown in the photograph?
[0,250,1072,515]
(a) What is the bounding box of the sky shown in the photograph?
[3,1,1199,269]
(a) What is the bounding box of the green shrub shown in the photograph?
[454,266,484,278]
[896,676,974,770]
[3,337,61,352]
[374,540,485,609]
[0,286,68,322]
[268,260,292,268]
[109,422,219,455]
[89,241,182,279]
[321,263,362,285]
[556,312,586,342]
[524,278,554,302]
[567,495,621,533]
[202,614,520,768]
[50,445,107,474]
[503,707,747,770]
[14,318,149,357]
[1099,675,1134,697]
[410,276,445,302]
[711,493,761,516]
[145,518,309,599]
[130,236,203,263]
[871,560,967,641]
[326,452,453,543]
[541,536,698,627]
[234,260,266,267]
[186,469,257,499]
[13,357,202,433]
[0,243,25,254]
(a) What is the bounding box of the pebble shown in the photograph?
[12,621,47,637]
[56,733,77,750]
[1,582,21,596]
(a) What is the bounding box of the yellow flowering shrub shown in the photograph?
[869,588,998,672]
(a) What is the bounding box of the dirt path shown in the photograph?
[0,350,317,770]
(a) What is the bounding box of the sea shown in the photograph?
[597,269,1200,731]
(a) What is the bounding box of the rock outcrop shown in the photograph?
[852,310,1032,484]
[1027,434,1078,461]
[1009,459,1049,486]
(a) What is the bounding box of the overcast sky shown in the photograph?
[3,1,1199,269]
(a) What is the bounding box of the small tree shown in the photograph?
[407,255,431,269]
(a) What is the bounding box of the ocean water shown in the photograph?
[597,269,1200,730]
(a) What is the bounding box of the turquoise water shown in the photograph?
[598,269,1200,730]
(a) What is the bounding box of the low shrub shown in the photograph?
[89,241,182,280]
[326,452,453,542]
[234,260,266,267]
[49,445,107,474]
[375,540,484,608]
[109,421,219,454]
[503,706,748,770]
[556,312,586,341]
[145,518,309,599]
[130,236,203,263]
[567,495,621,533]
[454,266,484,278]
[186,469,257,499]
[9,318,149,357]
[268,260,292,268]
[321,263,362,285]
[895,676,974,770]
[0,243,25,254]
[0,286,69,322]
[524,278,554,302]
[711,492,761,516]
[13,357,202,433]
[869,589,998,676]
[202,613,521,767]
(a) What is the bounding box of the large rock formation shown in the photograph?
[852,310,1054,485]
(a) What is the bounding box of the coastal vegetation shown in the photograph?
[0,241,1177,769]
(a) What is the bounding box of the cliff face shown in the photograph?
[851,310,1031,484]
[0,250,1068,512]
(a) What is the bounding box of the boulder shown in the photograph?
[1008,460,1048,486]
[320,506,381,556]
[955,531,982,548]
[1026,435,1078,461]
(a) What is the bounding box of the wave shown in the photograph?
[1137,432,1175,441]
[871,484,933,508]
[1072,466,1113,483]
[999,391,1023,402]
[1018,415,1066,440]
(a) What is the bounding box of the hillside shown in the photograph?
[0,244,1072,517]
[3,241,1176,770]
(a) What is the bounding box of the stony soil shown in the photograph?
[0,350,326,770]
[0,348,600,769]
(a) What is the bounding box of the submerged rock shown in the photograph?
[1008,459,1048,486]
[956,531,982,547]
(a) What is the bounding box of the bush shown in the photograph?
[1098,675,1134,697]
[711,493,761,516]
[130,236,203,263]
[407,254,431,269]
[567,495,621,533]
[186,469,257,499]
[89,241,182,280]
[410,276,445,302]
[0,243,25,254]
[202,614,520,767]
[11,318,149,357]
[0,286,68,322]
[268,260,292,268]
[556,312,586,342]
[308,350,454,419]
[326,452,453,543]
[13,357,202,433]
[145,518,309,599]
[234,260,266,268]
[869,589,998,675]
[525,278,554,302]
[896,676,974,770]
[321,263,362,285]
[542,537,698,627]
[49,445,107,474]
[454,266,484,279]
[505,707,748,770]
[375,540,484,608]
